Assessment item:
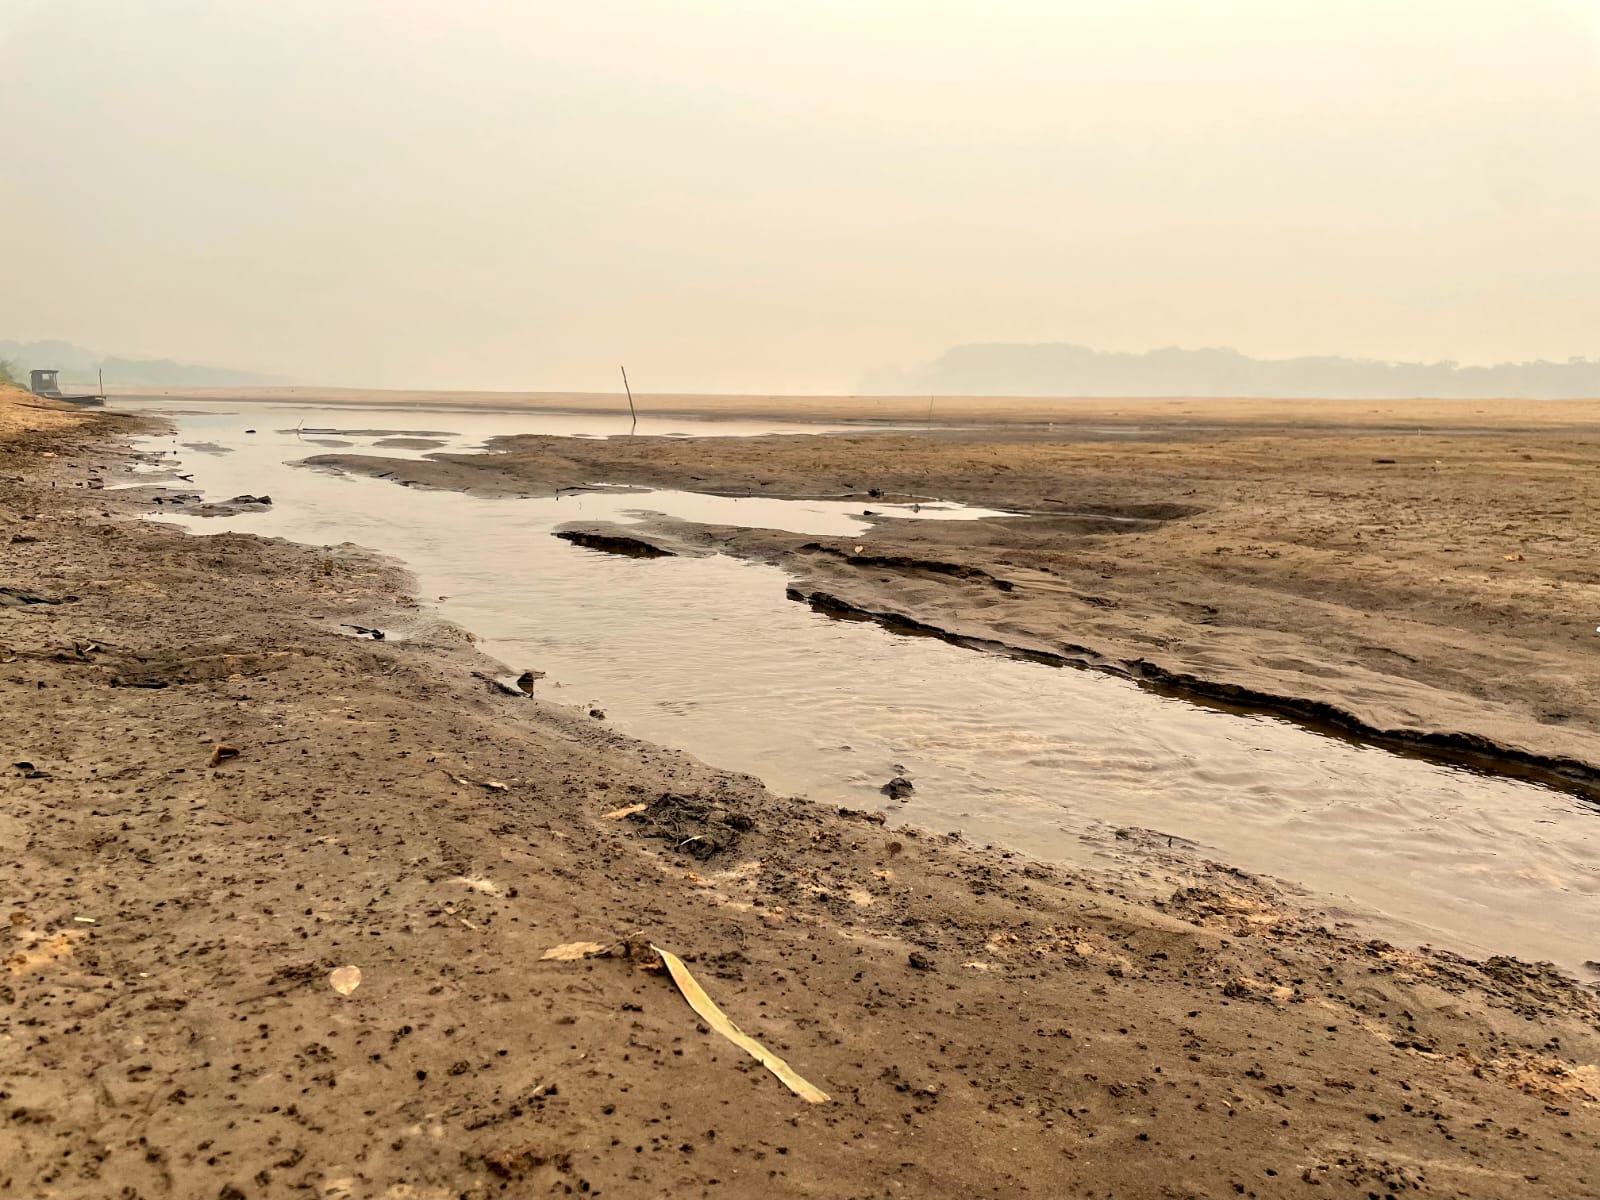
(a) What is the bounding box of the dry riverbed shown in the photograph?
[310,407,1600,798]
[5,388,1600,1199]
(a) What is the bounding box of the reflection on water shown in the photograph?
[113,400,1600,974]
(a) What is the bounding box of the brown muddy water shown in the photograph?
[113,400,1600,976]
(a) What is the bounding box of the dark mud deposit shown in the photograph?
[553,527,677,558]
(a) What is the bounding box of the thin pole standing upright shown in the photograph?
[620,365,637,431]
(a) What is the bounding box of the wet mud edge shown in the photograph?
[788,586,1600,805]
[552,529,676,558]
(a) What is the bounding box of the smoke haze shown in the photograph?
[3,1,1598,394]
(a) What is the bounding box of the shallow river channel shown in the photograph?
[114,399,1600,975]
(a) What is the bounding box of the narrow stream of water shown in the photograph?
[114,401,1600,975]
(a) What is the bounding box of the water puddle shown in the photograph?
[538,491,1010,539]
[109,400,1600,975]
[117,398,884,459]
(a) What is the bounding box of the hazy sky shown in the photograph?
[3,0,1598,392]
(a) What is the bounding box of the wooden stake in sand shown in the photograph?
[620,364,637,430]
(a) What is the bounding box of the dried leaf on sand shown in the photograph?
[328,965,363,996]
[651,944,830,1104]
[602,803,649,820]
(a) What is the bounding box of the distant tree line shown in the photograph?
[0,339,285,388]
[862,343,1600,399]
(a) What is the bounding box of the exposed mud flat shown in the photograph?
[553,527,678,558]
[6,389,1600,1199]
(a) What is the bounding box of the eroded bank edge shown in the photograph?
[787,587,1600,805]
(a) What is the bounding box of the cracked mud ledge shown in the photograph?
[787,585,1600,804]
[551,528,678,558]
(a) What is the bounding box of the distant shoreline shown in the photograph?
[109,385,1600,430]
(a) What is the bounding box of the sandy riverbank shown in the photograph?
[5,387,1600,1199]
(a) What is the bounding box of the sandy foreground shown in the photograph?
[5,387,1600,1199]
